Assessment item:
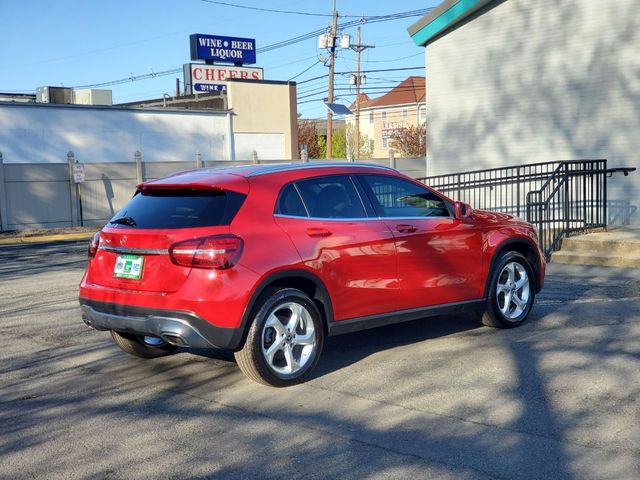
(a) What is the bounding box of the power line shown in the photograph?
[297,84,425,101]
[297,67,424,97]
[200,0,335,17]
[297,65,425,88]
[73,68,182,89]
[343,52,424,63]
[72,8,433,89]
[199,1,430,20]
[289,60,321,81]
[297,80,400,96]
[257,8,435,54]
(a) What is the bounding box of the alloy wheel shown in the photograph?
[261,302,317,375]
[496,261,530,319]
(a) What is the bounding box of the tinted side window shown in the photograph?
[276,184,308,217]
[362,175,451,218]
[108,189,245,229]
[296,175,366,219]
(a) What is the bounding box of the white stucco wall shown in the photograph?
[425,0,639,223]
[234,133,285,160]
[0,102,230,163]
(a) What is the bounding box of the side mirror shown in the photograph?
[455,201,472,219]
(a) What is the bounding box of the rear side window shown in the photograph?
[295,175,366,219]
[276,184,308,217]
[108,189,246,229]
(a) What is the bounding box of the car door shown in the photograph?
[358,174,483,310]
[274,174,398,321]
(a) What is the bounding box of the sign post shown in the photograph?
[72,163,85,184]
[72,162,85,226]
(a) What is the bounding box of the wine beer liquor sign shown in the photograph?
[185,33,262,94]
[190,34,256,64]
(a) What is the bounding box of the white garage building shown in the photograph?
[408,0,639,224]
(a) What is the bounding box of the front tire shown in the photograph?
[111,330,177,358]
[234,288,324,387]
[482,251,535,328]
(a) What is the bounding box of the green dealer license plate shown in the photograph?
[113,254,144,280]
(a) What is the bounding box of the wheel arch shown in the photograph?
[484,238,542,298]
[235,269,334,349]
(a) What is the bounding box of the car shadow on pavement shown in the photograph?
[312,313,483,379]
[185,312,483,377]
[3,291,638,480]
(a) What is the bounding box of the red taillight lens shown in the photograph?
[169,235,243,269]
[88,232,100,258]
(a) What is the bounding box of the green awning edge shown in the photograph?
[409,0,484,47]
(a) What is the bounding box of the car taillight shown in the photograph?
[169,234,243,269]
[88,232,100,258]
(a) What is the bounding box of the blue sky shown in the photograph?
[0,0,439,118]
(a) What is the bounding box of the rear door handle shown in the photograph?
[395,224,417,233]
[306,228,332,238]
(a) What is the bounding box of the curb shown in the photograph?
[0,232,94,246]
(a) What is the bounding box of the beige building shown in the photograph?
[347,76,426,158]
[226,79,298,160]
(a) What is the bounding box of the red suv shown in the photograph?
[80,163,545,386]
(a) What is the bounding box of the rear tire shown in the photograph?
[234,288,324,387]
[482,251,535,328]
[110,330,177,358]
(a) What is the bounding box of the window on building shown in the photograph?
[403,108,408,120]
[418,105,426,124]
[381,111,387,121]
[369,111,374,124]
[382,137,388,149]
[369,139,374,152]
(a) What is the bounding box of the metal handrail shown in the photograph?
[421,160,636,260]
[417,159,592,182]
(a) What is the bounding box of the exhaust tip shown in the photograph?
[82,314,94,329]
[161,333,189,347]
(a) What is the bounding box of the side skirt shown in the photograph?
[327,299,486,336]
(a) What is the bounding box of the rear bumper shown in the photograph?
[79,298,244,350]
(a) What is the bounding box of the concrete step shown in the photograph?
[551,251,640,268]
[560,237,640,256]
[552,226,640,267]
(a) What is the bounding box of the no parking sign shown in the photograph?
[73,163,85,183]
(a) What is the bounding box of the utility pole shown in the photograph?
[326,0,338,159]
[351,27,374,160]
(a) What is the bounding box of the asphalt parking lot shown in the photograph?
[1,241,639,480]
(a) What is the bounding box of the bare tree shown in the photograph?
[297,121,323,159]
[389,124,426,157]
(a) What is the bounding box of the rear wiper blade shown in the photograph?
[110,216,137,227]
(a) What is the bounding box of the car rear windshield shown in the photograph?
[107,189,246,229]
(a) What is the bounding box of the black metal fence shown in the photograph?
[418,160,635,259]
[526,160,607,255]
